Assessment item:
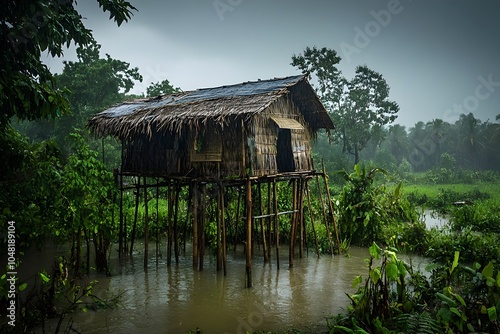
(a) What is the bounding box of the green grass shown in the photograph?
[402,182,500,202]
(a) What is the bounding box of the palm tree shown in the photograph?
[426,119,448,166]
[458,113,484,169]
[387,124,410,163]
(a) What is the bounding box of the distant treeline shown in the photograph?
[314,112,500,174]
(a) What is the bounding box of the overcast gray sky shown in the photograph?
[45,0,500,128]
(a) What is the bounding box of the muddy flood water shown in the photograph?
[28,243,386,334]
[30,241,430,334]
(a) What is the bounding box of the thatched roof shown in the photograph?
[87,74,334,139]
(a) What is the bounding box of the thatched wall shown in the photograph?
[250,95,312,176]
[88,75,334,179]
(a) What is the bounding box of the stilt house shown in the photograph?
[87,74,338,287]
[87,74,334,179]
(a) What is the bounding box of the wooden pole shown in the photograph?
[234,186,242,251]
[258,183,269,262]
[306,181,320,258]
[273,179,280,270]
[221,182,227,276]
[298,178,304,259]
[315,174,334,256]
[155,179,160,266]
[216,184,222,272]
[266,181,272,261]
[289,179,297,268]
[118,172,123,257]
[192,182,198,269]
[183,185,191,255]
[173,184,180,264]
[199,184,206,270]
[130,177,140,256]
[167,184,173,266]
[322,161,341,255]
[143,176,149,270]
[245,178,253,288]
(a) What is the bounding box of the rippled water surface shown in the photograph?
[38,244,374,333]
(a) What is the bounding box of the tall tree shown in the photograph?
[457,113,484,169]
[426,118,449,166]
[386,124,410,163]
[0,0,137,130]
[146,79,181,97]
[292,47,399,164]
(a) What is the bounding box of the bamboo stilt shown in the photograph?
[289,179,297,268]
[155,179,160,266]
[184,187,191,255]
[322,161,341,255]
[266,181,272,261]
[167,184,173,266]
[216,184,222,272]
[298,179,304,259]
[199,184,206,270]
[192,182,198,269]
[144,176,149,270]
[273,179,280,270]
[245,178,253,288]
[118,172,123,257]
[220,182,227,276]
[315,175,334,256]
[130,178,140,257]
[173,185,180,264]
[306,181,320,258]
[234,186,242,251]
[258,183,269,262]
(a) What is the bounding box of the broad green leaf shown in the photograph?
[436,292,456,307]
[352,275,363,288]
[482,261,494,279]
[487,306,497,322]
[39,272,50,283]
[450,307,462,318]
[386,262,399,281]
[369,242,381,260]
[19,283,28,292]
[497,271,500,287]
[455,293,466,307]
[450,251,459,275]
[486,277,496,287]
[370,268,381,284]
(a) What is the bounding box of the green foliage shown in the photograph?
[58,130,117,273]
[0,0,137,130]
[329,247,500,334]
[0,127,64,247]
[334,164,420,248]
[21,41,142,156]
[146,79,181,97]
[292,47,399,164]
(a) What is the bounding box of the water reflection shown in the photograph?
[43,246,371,333]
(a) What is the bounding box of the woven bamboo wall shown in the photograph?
[251,96,313,176]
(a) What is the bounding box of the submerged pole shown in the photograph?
[258,183,269,262]
[289,179,297,268]
[322,161,341,255]
[315,174,334,256]
[306,181,320,258]
[192,182,198,269]
[273,179,280,270]
[173,185,180,264]
[130,177,140,256]
[143,176,149,270]
[220,182,227,276]
[118,172,123,257]
[245,178,253,288]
